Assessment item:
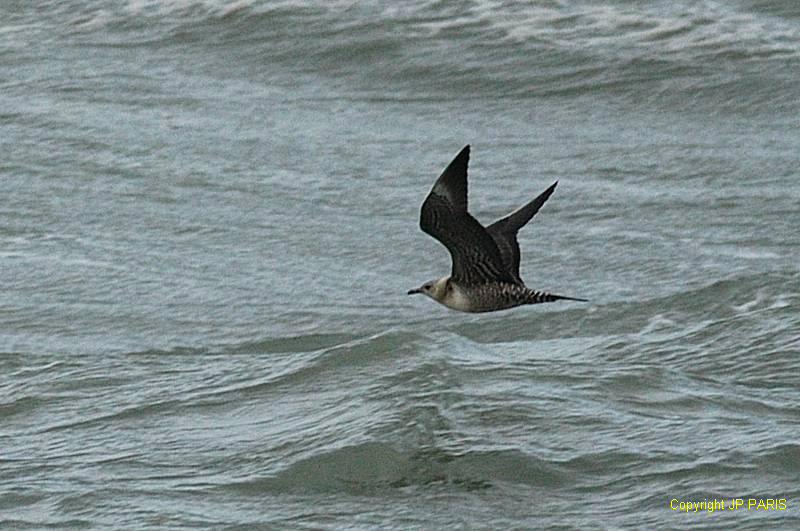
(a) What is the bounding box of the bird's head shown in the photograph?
[407,277,450,302]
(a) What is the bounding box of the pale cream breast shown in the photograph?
[440,282,474,312]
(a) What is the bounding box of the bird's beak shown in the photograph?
[407,287,421,295]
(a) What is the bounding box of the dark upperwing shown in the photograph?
[419,145,517,286]
[486,181,557,284]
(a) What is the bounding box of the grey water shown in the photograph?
[2,1,799,529]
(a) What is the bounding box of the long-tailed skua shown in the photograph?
[408,145,586,312]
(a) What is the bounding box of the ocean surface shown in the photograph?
[2,1,799,529]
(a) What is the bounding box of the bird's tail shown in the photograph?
[525,289,588,305]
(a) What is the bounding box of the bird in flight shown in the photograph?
[408,145,586,312]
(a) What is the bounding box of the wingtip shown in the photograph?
[449,145,470,167]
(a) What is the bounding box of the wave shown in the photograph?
[41,0,799,111]
[222,439,800,497]
[228,442,569,495]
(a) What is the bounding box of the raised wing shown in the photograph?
[420,145,516,285]
[486,181,557,284]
